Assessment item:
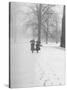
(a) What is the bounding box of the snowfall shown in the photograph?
[10,38,66,88]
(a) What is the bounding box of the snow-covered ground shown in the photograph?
[10,38,66,88]
[42,42,60,47]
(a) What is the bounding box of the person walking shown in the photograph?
[36,41,41,53]
[30,40,35,53]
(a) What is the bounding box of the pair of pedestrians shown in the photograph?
[30,40,41,53]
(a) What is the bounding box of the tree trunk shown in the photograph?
[60,6,65,48]
[38,4,41,42]
[46,16,49,44]
[56,20,58,43]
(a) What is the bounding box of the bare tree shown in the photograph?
[60,5,65,48]
[48,13,59,43]
[24,4,56,43]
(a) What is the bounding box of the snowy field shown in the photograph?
[10,38,66,88]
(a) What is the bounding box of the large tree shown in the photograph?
[60,6,65,48]
[24,4,56,43]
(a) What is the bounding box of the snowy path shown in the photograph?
[11,38,65,87]
[35,46,65,86]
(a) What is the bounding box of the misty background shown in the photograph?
[10,2,63,44]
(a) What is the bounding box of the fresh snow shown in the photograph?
[10,38,65,88]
